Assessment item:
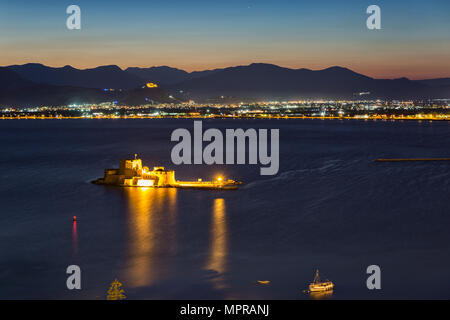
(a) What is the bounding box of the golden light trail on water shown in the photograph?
[206,198,228,289]
[123,188,178,287]
[125,187,154,287]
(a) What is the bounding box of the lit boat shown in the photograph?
[257,280,270,285]
[308,269,334,292]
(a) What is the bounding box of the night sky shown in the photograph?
[1,0,449,79]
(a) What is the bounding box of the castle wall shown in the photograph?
[101,160,175,187]
[152,170,176,186]
[119,159,142,176]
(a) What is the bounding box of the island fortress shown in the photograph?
[92,156,241,190]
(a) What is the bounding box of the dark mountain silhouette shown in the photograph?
[120,85,177,105]
[7,63,144,89]
[417,78,450,87]
[125,66,190,85]
[0,67,115,106]
[125,66,223,85]
[0,68,172,107]
[0,68,34,89]
[169,63,450,100]
[2,63,449,105]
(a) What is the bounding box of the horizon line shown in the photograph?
[3,61,449,81]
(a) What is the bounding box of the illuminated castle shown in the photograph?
[98,156,176,187]
[93,155,241,190]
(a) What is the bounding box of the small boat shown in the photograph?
[308,269,334,292]
[257,280,270,285]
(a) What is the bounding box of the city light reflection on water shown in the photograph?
[122,188,228,291]
[124,187,178,288]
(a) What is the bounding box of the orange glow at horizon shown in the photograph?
[1,50,449,80]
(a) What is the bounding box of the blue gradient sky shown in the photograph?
[0,0,449,79]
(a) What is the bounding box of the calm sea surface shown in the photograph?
[0,119,449,299]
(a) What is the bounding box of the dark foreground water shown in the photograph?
[0,119,449,299]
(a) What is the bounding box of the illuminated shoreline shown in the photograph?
[1,114,449,121]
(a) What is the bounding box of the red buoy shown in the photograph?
[73,216,77,222]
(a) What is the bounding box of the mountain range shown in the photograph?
[1,63,449,106]
[169,64,450,100]
[0,67,173,106]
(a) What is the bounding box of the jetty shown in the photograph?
[376,158,450,162]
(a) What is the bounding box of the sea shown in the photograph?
[0,118,449,299]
